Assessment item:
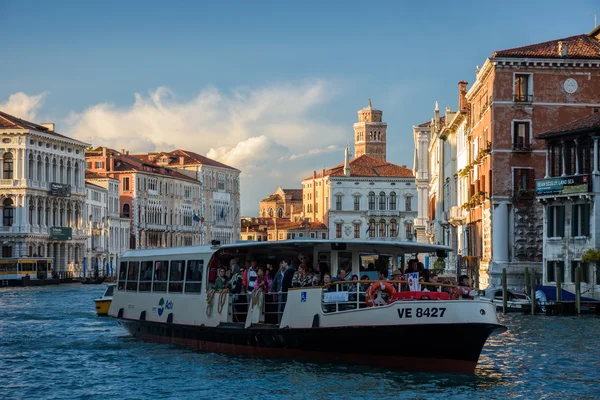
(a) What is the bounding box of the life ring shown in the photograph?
[419,294,431,300]
[366,281,397,307]
[449,287,463,300]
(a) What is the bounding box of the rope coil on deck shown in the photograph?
[206,289,216,316]
[251,288,264,308]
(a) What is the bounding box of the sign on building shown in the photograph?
[536,175,590,196]
[50,227,72,241]
[50,183,72,197]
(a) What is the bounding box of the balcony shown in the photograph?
[448,206,465,226]
[366,210,401,217]
[439,211,449,226]
[513,94,533,103]
[0,179,17,187]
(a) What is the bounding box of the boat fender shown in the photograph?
[140,311,146,321]
[167,313,173,324]
[312,314,320,328]
[118,308,124,318]
[419,295,431,300]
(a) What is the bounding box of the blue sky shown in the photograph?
[1,0,598,214]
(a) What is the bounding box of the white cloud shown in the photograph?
[0,92,47,120]
[57,81,348,214]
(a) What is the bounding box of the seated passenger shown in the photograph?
[322,273,334,292]
[311,274,321,286]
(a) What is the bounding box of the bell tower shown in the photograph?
[353,99,387,161]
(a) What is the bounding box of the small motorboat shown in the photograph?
[94,283,115,316]
[479,286,531,312]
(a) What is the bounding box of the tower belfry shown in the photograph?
[353,100,387,161]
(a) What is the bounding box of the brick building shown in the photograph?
[259,187,303,220]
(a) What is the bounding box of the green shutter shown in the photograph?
[558,206,565,237]
[582,204,590,237]
[571,205,577,237]
[547,207,554,237]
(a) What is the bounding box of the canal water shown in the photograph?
[1,285,599,400]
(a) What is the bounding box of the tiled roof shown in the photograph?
[85,171,107,179]
[261,194,282,202]
[492,34,600,59]
[0,110,86,144]
[536,112,600,139]
[85,181,106,191]
[281,189,303,200]
[133,149,238,171]
[305,155,414,180]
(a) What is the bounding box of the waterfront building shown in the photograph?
[85,147,203,249]
[259,187,303,221]
[135,150,240,245]
[267,220,328,241]
[240,217,271,242]
[536,113,600,299]
[84,172,130,275]
[303,102,416,241]
[0,111,88,273]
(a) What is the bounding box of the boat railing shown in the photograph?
[227,290,289,324]
[320,280,463,313]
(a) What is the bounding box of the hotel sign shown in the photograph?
[50,227,72,241]
[535,175,590,196]
[50,182,71,197]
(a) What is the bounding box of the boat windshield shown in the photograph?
[104,285,115,297]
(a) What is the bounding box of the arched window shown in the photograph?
[75,204,81,228]
[29,199,34,225]
[37,203,43,226]
[2,153,14,179]
[268,208,274,218]
[261,208,266,218]
[66,161,72,186]
[45,157,50,182]
[123,204,130,218]
[28,153,34,180]
[59,159,64,183]
[277,208,283,218]
[368,192,376,211]
[369,219,375,238]
[3,198,14,226]
[405,221,413,239]
[390,219,397,237]
[52,158,57,182]
[389,192,396,211]
[66,203,72,227]
[379,218,386,237]
[37,156,42,181]
[379,191,386,210]
[74,162,80,187]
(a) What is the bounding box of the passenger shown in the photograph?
[366,262,376,271]
[278,260,296,322]
[254,266,269,292]
[377,270,387,281]
[322,273,334,292]
[227,264,245,322]
[214,268,227,291]
[311,274,321,286]
[318,261,329,276]
[227,265,244,294]
[292,263,312,288]
[390,270,403,291]
[245,259,258,293]
[457,275,474,299]
[331,268,347,282]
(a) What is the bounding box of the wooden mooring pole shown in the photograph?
[556,265,562,302]
[575,266,581,315]
[524,267,530,297]
[531,271,536,315]
[502,268,508,314]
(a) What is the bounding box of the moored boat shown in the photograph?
[109,240,506,373]
[95,283,115,316]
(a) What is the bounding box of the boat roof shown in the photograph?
[120,240,452,258]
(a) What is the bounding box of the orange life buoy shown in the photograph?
[366,281,397,307]
[449,287,463,300]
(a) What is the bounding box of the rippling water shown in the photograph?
[1,285,599,399]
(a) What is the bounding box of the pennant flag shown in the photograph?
[193,214,201,223]
[365,225,370,234]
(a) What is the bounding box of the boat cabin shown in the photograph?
[0,258,54,281]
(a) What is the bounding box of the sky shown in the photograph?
[1,0,598,215]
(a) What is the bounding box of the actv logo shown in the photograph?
[157,298,173,316]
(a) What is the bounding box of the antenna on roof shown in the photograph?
[588,11,597,28]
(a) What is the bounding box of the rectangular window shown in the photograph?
[185,260,203,293]
[336,195,342,211]
[310,232,315,238]
[354,223,360,238]
[571,204,590,237]
[117,261,128,290]
[315,202,318,214]
[514,74,532,102]
[126,261,140,292]
[152,260,169,292]
[139,261,153,292]
[169,260,185,293]
[546,261,564,283]
[405,197,412,212]
[335,223,342,239]
[368,194,375,210]
[354,196,360,211]
[513,121,530,150]
[95,161,103,169]
[321,233,327,239]
[571,261,590,284]
[547,206,565,237]
[123,177,130,191]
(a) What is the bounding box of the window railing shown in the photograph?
[513,94,533,103]
[512,142,532,151]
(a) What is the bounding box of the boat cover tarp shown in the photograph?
[535,285,596,302]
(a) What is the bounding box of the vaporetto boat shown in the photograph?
[108,240,506,373]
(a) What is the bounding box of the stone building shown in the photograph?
[259,187,303,220]
[267,220,328,241]
[462,28,600,287]
[0,111,88,273]
[536,113,600,299]
[85,147,204,249]
[135,150,240,245]
[84,172,130,276]
[303,102,417,241]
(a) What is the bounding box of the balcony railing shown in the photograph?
[366,210,401,217]
[449,206,465,225]
[513,94,533,103]
[0,179,17,187]
[512,142,532,152]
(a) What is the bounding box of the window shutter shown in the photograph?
[547,207,554,237]
[583,204,590,236]
[525,123,531,145]
[571,205,577,237]
[558,206,565,237]
[559,261,565,283]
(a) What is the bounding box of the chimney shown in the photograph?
[120,149,125,154]
[109,155,114,171]
[102,147,107,157]
[179,156,185,165]
[558,41,568,57]
[41,123,55,131]
[458,81,468,112]
[434,101,440,131]
[343,145,351,177]
[313,170,316,179]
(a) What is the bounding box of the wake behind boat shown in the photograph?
[108,240,506,373]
